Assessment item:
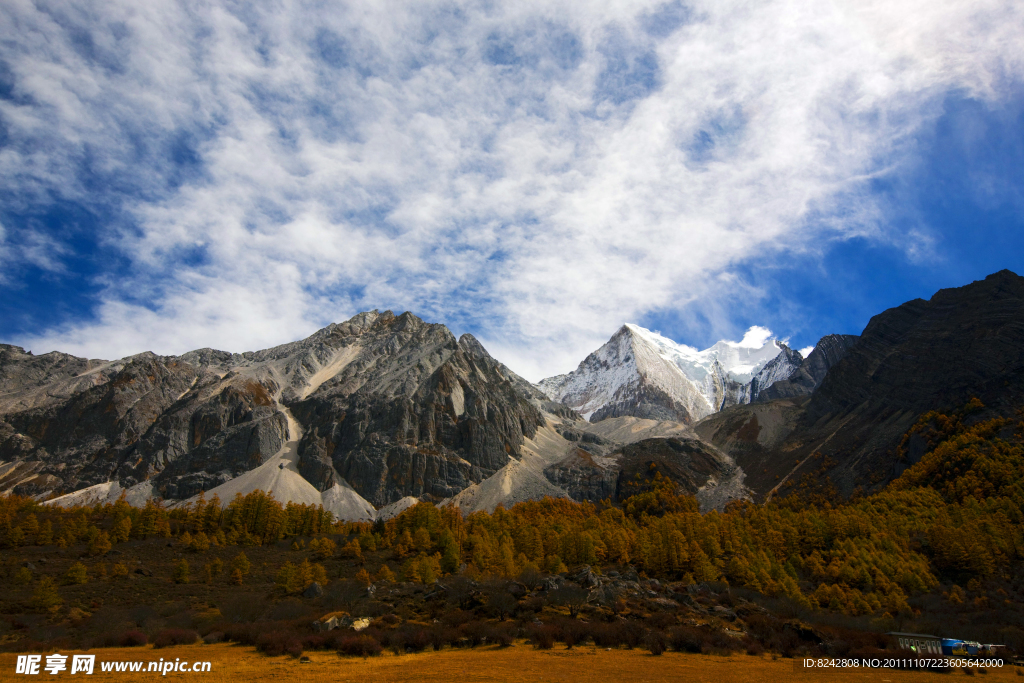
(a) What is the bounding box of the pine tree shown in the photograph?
[173,559,190,584]
[231,552,250,576]
[31,576,62,612]
[112,517,132,543]
[355,568,372,588]
[375,565,396,584]
[64,562,88,585]
[38,520,53,545]
[276,562,297,592]
[190,532,210,552]
[298,559,314,588]
[88,531,112,556]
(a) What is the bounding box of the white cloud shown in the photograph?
[736,326,774,349]
[1,0,1021,378]
[798,346,815,358]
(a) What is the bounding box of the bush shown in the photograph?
[429,626,452,651]
[458,621,491,648]
[490,622,515,647]
[152,629,199,648]
[669,625,705,653]
[530,624,556,650]
[554,618,589,649]
[337,635,382,658]
[620,620,646,649]
[256,631,302,657]
[119,630,148,647]
[592,623,622,648]
[402,627,431,653]
[646,630,667,656]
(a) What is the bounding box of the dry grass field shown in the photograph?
[1,643,1019,682]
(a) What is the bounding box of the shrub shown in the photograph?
[258,630,301,655]
[119,630,148,647]
[459,621,491,648]
[337,635,382,658]
[401,627,431,653]
[152,629,198,648]
[620,620,646,649]
[592,623,621,648]
[646,630,667,655]
[554,618,589,649]
[257,631,303,657]
[530,624,556,650]
[490,622,515,647]
[668,625,705,653]
[428,626,457,651]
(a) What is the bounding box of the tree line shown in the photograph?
[2,400,1021,618]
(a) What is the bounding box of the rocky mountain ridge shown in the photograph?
[2,269,1022,516]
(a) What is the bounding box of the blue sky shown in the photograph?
[1,1,1022,381]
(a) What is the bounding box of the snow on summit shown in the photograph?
[623,324,785,385]
[539,324,788,424]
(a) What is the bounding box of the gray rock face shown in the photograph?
[0,310,543,506]
[543,448,618,503]
[289,313,544,507]
[542,433,732,504]
[0,349,289,499]
[589,381,699,423]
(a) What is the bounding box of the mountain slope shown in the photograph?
[699,270,1024,500]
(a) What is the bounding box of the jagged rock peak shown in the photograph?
[457,333,492,360]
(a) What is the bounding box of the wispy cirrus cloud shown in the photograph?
[1,0,1022,380]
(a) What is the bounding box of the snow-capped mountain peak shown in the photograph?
[539,324,788,423]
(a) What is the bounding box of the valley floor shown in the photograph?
[1,643,1016,682]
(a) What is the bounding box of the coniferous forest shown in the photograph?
[1,401,1022,659]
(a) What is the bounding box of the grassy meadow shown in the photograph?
[1,642,1019,683]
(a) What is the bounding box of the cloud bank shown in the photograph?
[1,0,1022,380]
